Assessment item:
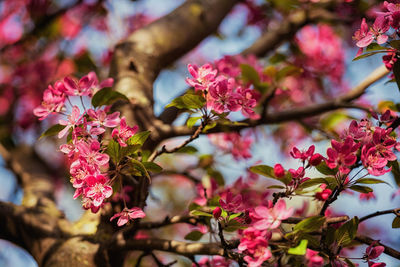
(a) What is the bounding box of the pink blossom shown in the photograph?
[83,174,113,207]
[111,117,138,147]
[87,71,114,96]
[196,256,232,267]
[325,137,360,174]
[305,249,324,267]
[250,199,293,230]
[371,16,390,44]
[185,63,218,91]
[238,227,272,267]
[87,108,120,135]
[33,83,66,120]
[110,207,145,226]
[209,132,253,161]
[236,87,260,119]
[366,242,385,260]
[58,106,83,138]
[213,207,222,219]
[207,77,241,113]
[273,164,285,178]
[290,145,315,161]
[219,191,244,213]
[309,153,323,166]
[75,139,109,168]
[360,192,376,201]
[63,75,93,96]
[354,18,374,48]
[315,184,332,201]
[361,146,391,176]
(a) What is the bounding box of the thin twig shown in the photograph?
[359,208,400,223]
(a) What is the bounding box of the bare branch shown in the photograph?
[359,208,400,223]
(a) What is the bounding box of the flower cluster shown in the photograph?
[208,132,253,161]
[364,242,386,267]
[186,55,263,119]
[34,72,144,224]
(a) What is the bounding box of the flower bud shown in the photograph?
[309,153,323,166]
[213,207,222,219]
[273,164,285,178]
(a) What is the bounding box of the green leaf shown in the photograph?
[39,124,66,139]
[366,43,388,52]
[91,88,129,107]
[335,217,359,246]
[188,202,201,212]
[250,164,291,185]
[128,131,151,146]
[349,185,373,193]
[190,210,212,217]
[276,65,302,81]
[203,121,217,132]
[388,161,400,187]
[269,53,287,64]
[320,112,351,131]
[293,216,326,233]
[352,51,388,61]
[207,168,225,186]
[184,230,204,241]
[131,159,151,181]
[187,116,202,128]
[106,140,121,164]
[224,219,245,232]
[316,162,336,176]
[176,146,198,154]
[392,216,400,228]
[142,162,162,173]
[355,178,390,187]
[228,212,242,221]
[166,93,205,110]
[288,239,308,255]
[393,60,400,93]
[267,185,286,189]
[390,40,400,50]
[240,63,260,84]
[298,178,329,189]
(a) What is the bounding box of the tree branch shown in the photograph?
[359,208,400,223]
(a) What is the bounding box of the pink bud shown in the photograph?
[274,164,285,178]
[213,207,222,219]
[309,153,323,166]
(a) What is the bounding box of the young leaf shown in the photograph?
[335,217,359,246]
[176,146,198,154]
[249,165,275,178]
[91,87,129,107]
[184,230,204,241]
[240,63,260,84]
[288,239,308,255]
[392,60,400,93]
[128,131,151,146]
[349,185,373,193]
[131,159,151,182]
[315,162,336,176]
[392,216,400,228]
[142,162,163,173]
[190,210,213,217]
[39,124,66,139]
[355,178,390,187]
[106,140,121,164]
[293,216,326,233]
[187,116,202,128]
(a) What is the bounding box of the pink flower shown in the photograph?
[33,83,66,120]
[315,184,332,201]
[219,191,244,213]
[196,256,231,267]
[360,192,376,201]
[250,199,293,230]
[371,16,390,44]
[236,87,260,119]
[354,18,374,48]
[185,63,218,91]
[361,146,391,176]
[58,106,83,138]
[63,75,93,96]
[110,207,145,226]
[87,108,120,135]
[75,139,110,168]
[366,242,384,260]
[238,227,272,267]
[87,71,114,96]
[83,174,113,207]
[305,249,324,267]
[273,164,285,178]
[213,207,222,219]
[309,153,323,166]
[207,77,241,113]
[111,117,138,147]
[325,137,360,174]
[290,145,315,161]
